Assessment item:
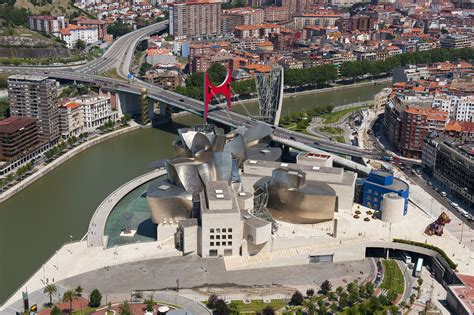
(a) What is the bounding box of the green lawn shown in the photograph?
[320,126,343,135]
[72,307,95,315]
[100,68,125,81]
[381,259,405,294]
[229,299,288,313]
[334,135,346,143]
[321,105,371,124]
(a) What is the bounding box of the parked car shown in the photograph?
[441,191,447,197]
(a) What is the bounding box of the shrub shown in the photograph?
[366,211,373,215]
[290,291,304,306]
[364,218,370,222]
[355,210,361,215]
[89,289,102,307]
[353,215,360,219]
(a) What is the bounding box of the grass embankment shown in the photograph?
[319,126,343,135]
[230,299,288,313]
[321,105,371,124]
[100,68,125,81]
[381,260,405,294]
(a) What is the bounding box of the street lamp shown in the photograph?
[69,235,73,254]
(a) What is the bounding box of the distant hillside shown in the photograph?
[15,0,80,16]
[0,26,81,59]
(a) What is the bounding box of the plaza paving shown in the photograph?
[59,255,371,300]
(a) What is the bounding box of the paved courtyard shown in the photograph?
[60,255,371,298]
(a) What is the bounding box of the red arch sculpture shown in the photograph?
[204,65,233,123]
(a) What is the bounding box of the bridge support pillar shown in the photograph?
[151,100,172,127]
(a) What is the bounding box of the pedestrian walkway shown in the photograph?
[224,237,372,270]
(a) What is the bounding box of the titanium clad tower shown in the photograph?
[8,75,60,142]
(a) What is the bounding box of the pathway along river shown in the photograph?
[0,82,389,304]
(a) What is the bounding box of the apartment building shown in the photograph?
[75,95,116,131]
[440,34,472,49]
[293,12,342,29]
[73,17,110,40]
[264,6,289,22]
[29,16,68,36]
[221,7,264,34]
[434,142,473,206]
[433,94,473,122]
[234,24,281,39]
[58,101,84,138]
[373,88,392,113]
[169,0,222,39]
[8,75,60,142]
[0,116,39,161]
[399,106,449,159]
[59,25,99,48]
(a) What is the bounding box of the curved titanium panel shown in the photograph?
[224,134,246,164]
[166,158,204,194]
[195,151,233,183]
[147,180,193,224]
[191,132,212,156]
[173,139,192,158]
[243,123,273,145]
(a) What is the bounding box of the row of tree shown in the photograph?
[340,47,474,81]
[284,64,338,87]
[0,5,28,26]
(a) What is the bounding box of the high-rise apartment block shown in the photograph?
[8,75,60,142]
[169,0,222,39]
[0,116,40,161]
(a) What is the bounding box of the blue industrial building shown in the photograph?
[362,171,409,214]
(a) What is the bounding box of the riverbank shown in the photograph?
[0,124,141,203]
[234,77,391,105]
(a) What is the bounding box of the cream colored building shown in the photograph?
[373,88,392,113]
[58,101,84,138]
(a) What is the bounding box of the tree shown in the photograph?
[119,301,132,315]
[107,21,133,38]
[207,62,227,86]
[386,290,398,305]
[327,291,337,301]
[305,300,316,315]
[62,290,75,315]
[43,284,57,306]
[306,288,315,297]
[207,294,218,309]
[417,278,424,286]
[365,282,374,296]
[139,62,153,76]
[75,39,86,50]
[89,289,102,307]
[339,292,349,309]
[290,291,304,306]
[317,304,327,315]
[51,306,61,315]
[214,299,229,315]
[335,286,344,296]
[320,280,332,295]
[145,299,155,312]
[262,306,275,315]
[75,285,83,297]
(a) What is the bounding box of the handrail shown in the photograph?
[87,168,167,247]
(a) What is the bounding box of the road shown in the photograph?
[0,20,385,165]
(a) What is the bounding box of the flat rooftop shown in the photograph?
[449,274,474,314]
[8,74,49,81]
